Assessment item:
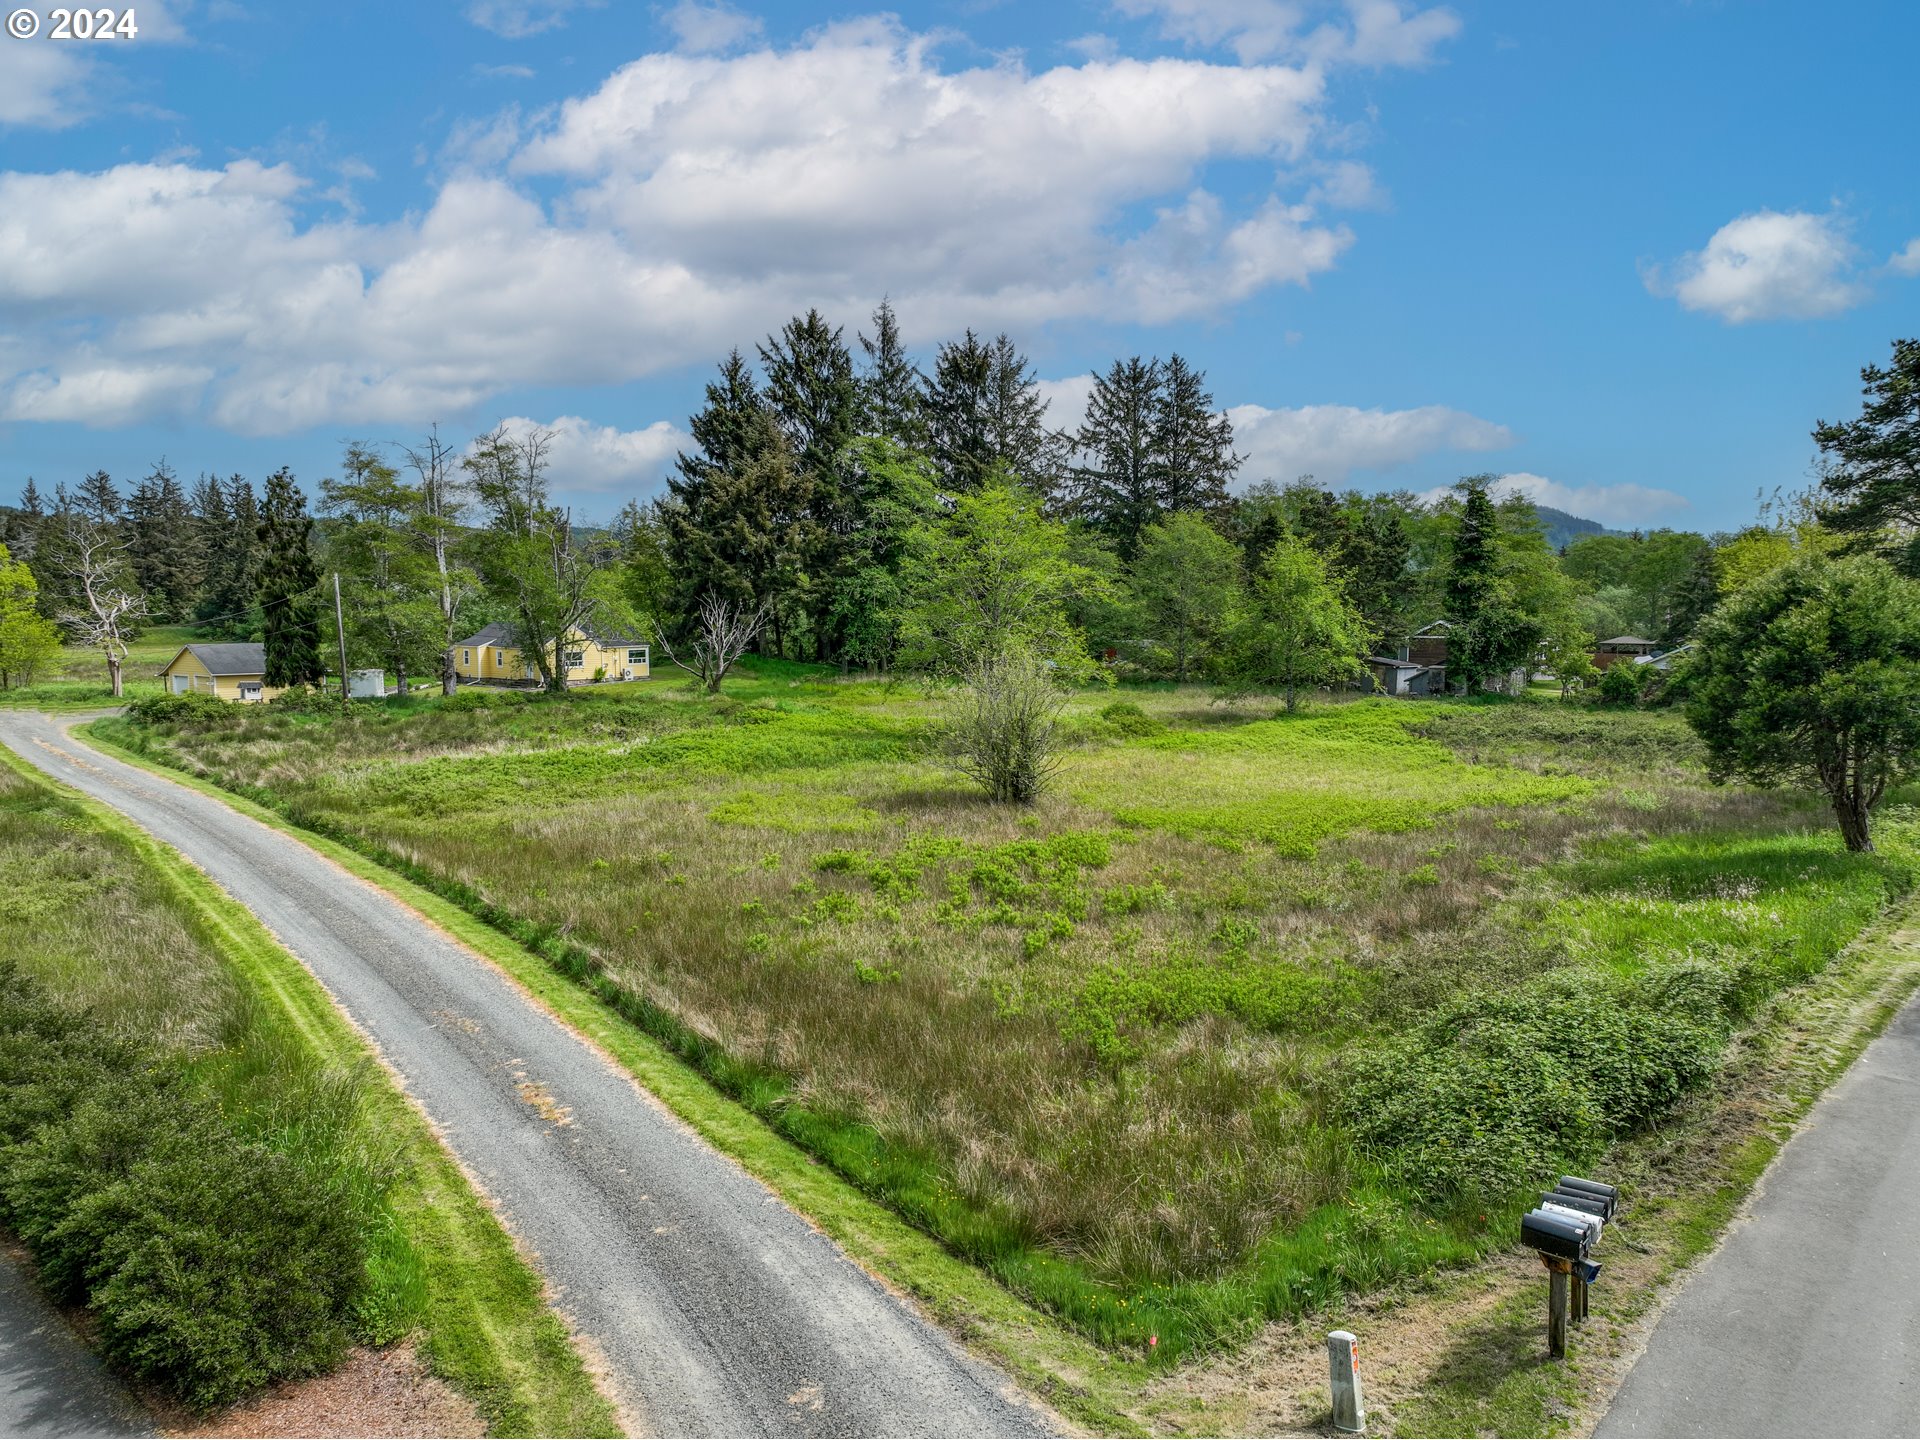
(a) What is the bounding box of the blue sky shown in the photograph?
[1,0,1915,530]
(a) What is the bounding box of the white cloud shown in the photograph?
[474,62,537,80]
[0,17,1397,433]
[1035,375,1097,436]
[489,414,691,495]
[662,0,764,54]
[1113,0,1460,68]
[0,41,91,129]
[1889,238,1920,278]
[1416,472,1690,528]
[1650,209,1864,323]
[1229,402,1511,483]
[465,0,598,38]
[3,362,213,426]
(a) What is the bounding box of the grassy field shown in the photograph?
[0,623,190,707]
[0,745,618,1433]
[98,668,1919,1368]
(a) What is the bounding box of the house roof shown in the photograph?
[163,642,266,676]
[1366,656,1426,670]
[1598,635,1656,647]
[455,622,650,650]
[1410,619,1454,636]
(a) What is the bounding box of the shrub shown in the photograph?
[1096,700,1164,738]
[945,649,1066,804]
[122,691,234,727]
[1594,662,1642,707]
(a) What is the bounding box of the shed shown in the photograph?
[157,643,281,702]
[1593,635,1659,671]
[1400,620,1453,668]
[1366,657,1445,697]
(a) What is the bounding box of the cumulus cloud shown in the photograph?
[1113,0,1460,67]
[1480,472,1689,528]
[1229,402,1511,483]
[0,39,92,128]
[662,0,764,54]
[1649,209,1865,323]
[465,0,599,38]
[1889,238,1920,278]
[488,414,691,495]
[0,16,1407,433]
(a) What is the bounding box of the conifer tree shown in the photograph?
[858,298,925,452]
[1068,356,1162,557]
[76,471,122,528]
[1152,354,1239,514]
[922,331,1060,495]
[125,460,200,620]
[257,467,325,688]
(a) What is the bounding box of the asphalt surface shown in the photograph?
[1599,991,1920,1438]
[0,1246,151,1438]
[0,712,1049,1439]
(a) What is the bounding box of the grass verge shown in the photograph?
[74,719,1147,1434]
[0,739,617,1437]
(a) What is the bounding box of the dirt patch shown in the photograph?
[163,1344,485,1439]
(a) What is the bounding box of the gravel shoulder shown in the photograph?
[0,711,1049,1439]
[1597,991,1920,1439]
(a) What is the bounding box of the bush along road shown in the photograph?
[0,711,1050,1439]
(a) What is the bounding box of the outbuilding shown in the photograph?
[157,643,282,702]
[452,622,651,685]
[1593,636,1659,670]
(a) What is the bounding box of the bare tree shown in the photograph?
[402,424,479,696]
[56,519,148,699]
[655,594,771,694]
[945,648,1065,803]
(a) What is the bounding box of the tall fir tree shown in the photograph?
[922,330,1060,496]
[125,460,200,620]
[857,299,926,452]
[1443,475,1536,692]
[1067,356,1162,557]
[76,471,121,528]
[1152,354,1239,514]
[257,467,325,687]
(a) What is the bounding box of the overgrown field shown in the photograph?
[0,623,189,707]
[102,671,1919,1362]
[0,751,615,1431]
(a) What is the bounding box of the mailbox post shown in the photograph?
[1519,1176,1619,1360]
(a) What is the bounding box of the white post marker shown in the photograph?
[1328,1329,1365,1433]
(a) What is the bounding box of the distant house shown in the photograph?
[157,643,281,702]
[452,622,651,685]
[1365,656,1445,697]
[1401,619,1452,669]
[1593,636,1659,671]
[1634,642,1694,672]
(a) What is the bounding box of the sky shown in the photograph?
[0,0,1915,531]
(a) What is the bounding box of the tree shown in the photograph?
[922,331,1061,495]
[1221,536,1371,711]
[1814,338,1920,575]
[824,437,939,672]
[1067,356,1162,556]
[257,468,325,690]
[946,648,1066,805]
[466,425,617,693]
[1686,555,1920,852]
[320,442,443,695]
[0,543,60,689]
[858,298,926,452]
[897,481,1104,679]
[615,500,676,639]
[1662,544,1721,647]
[52,517,148,698]
[1128,512,1242,681]
[400,425,480,697]
[125,460,200,620]
[75,471,122,528]
[1443,475,1538,693]
[196,476,263,639]
[1152,354,1238,515]
[655,593,771,694]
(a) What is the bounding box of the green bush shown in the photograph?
[0,960,374,1410]
[1096,699,1164,738]
[122,691,234,727]
[1594,663,1642,707]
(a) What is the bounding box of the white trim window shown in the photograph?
[564,650,585,670]
[462,648,472,667]
[627,647,649,666]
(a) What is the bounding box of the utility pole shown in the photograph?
[333,571,350,711]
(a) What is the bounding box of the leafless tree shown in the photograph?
[944,648,1065,803]
[402,423,480,696]
[56,519,148,699]
[655,594,772,694]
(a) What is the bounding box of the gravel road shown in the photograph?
[0,712,1051,1439]
[1598,990,1920,1438]
[0,1244,151,1438]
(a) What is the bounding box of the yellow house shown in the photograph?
[452,622,651,685]
[157,642,285,702]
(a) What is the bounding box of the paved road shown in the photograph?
[1599,991,1920,1438]
[0,712,1048,1439]
[0,1246,151,1437]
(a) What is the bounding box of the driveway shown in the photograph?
[1598,989,1920,1438]
[0,1245,151,1438]
[0,712,1049,1439]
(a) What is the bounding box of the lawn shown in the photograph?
[0,623,192,707]
[98,670,1918,1364]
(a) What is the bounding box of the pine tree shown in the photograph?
[125,460,200,620]
[197,476,263,637]
[985,333,1062,500]
[20,479,44,519]
[1444,475,1536,693]
[922,331,1060,495]
[1152,354,1239,514]
[1067,356,1162,557]
[858,299,925,452]
[76,471,121,528]
[257,468,325,688]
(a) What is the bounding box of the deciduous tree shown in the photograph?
[1221,536,1370,711]
[1128,512,1241,681]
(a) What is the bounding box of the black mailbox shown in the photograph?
[1557,1176,1619,1214]
[1521,1208,1591,1260]
[1545,1188,1608,1219]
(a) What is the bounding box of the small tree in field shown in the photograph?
[656,593,771,694]
[946,647,1065,803]
[1222,537,1371,711]
[1686,554,1920,852]
[54,519,148,698]
[0,543,60,689]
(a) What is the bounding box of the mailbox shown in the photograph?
[1521,1208,1591,1260]
[1575,1259,1602,1284]
[1538,1200,1603,1239]
[1544,1188,1608,1220]
[1557,1176,1619,1216]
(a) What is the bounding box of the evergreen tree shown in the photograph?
[1443,475,1537,693]
[20,479,44,519]
[257,467,325,688]
[197,476,263,637]
[125,460,200,620]
[858,298,926,452]
[1152,354,1238,514]
[1067,356,1162,557]
[1814,338,1920,575]
[984,332,1063,500]
[923,331,1061,495]
[76,471,122,528]
[1663,544,1721,647]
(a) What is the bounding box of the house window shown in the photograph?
[238,682,263,701]
[495,648,506,667]
[627,648,648,666]
[564,650,585,670]
[462,648,471,666]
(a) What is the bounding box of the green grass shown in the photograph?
[0,623,194,707]
[0,744,617,1435]
[93,682,1919,1377]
